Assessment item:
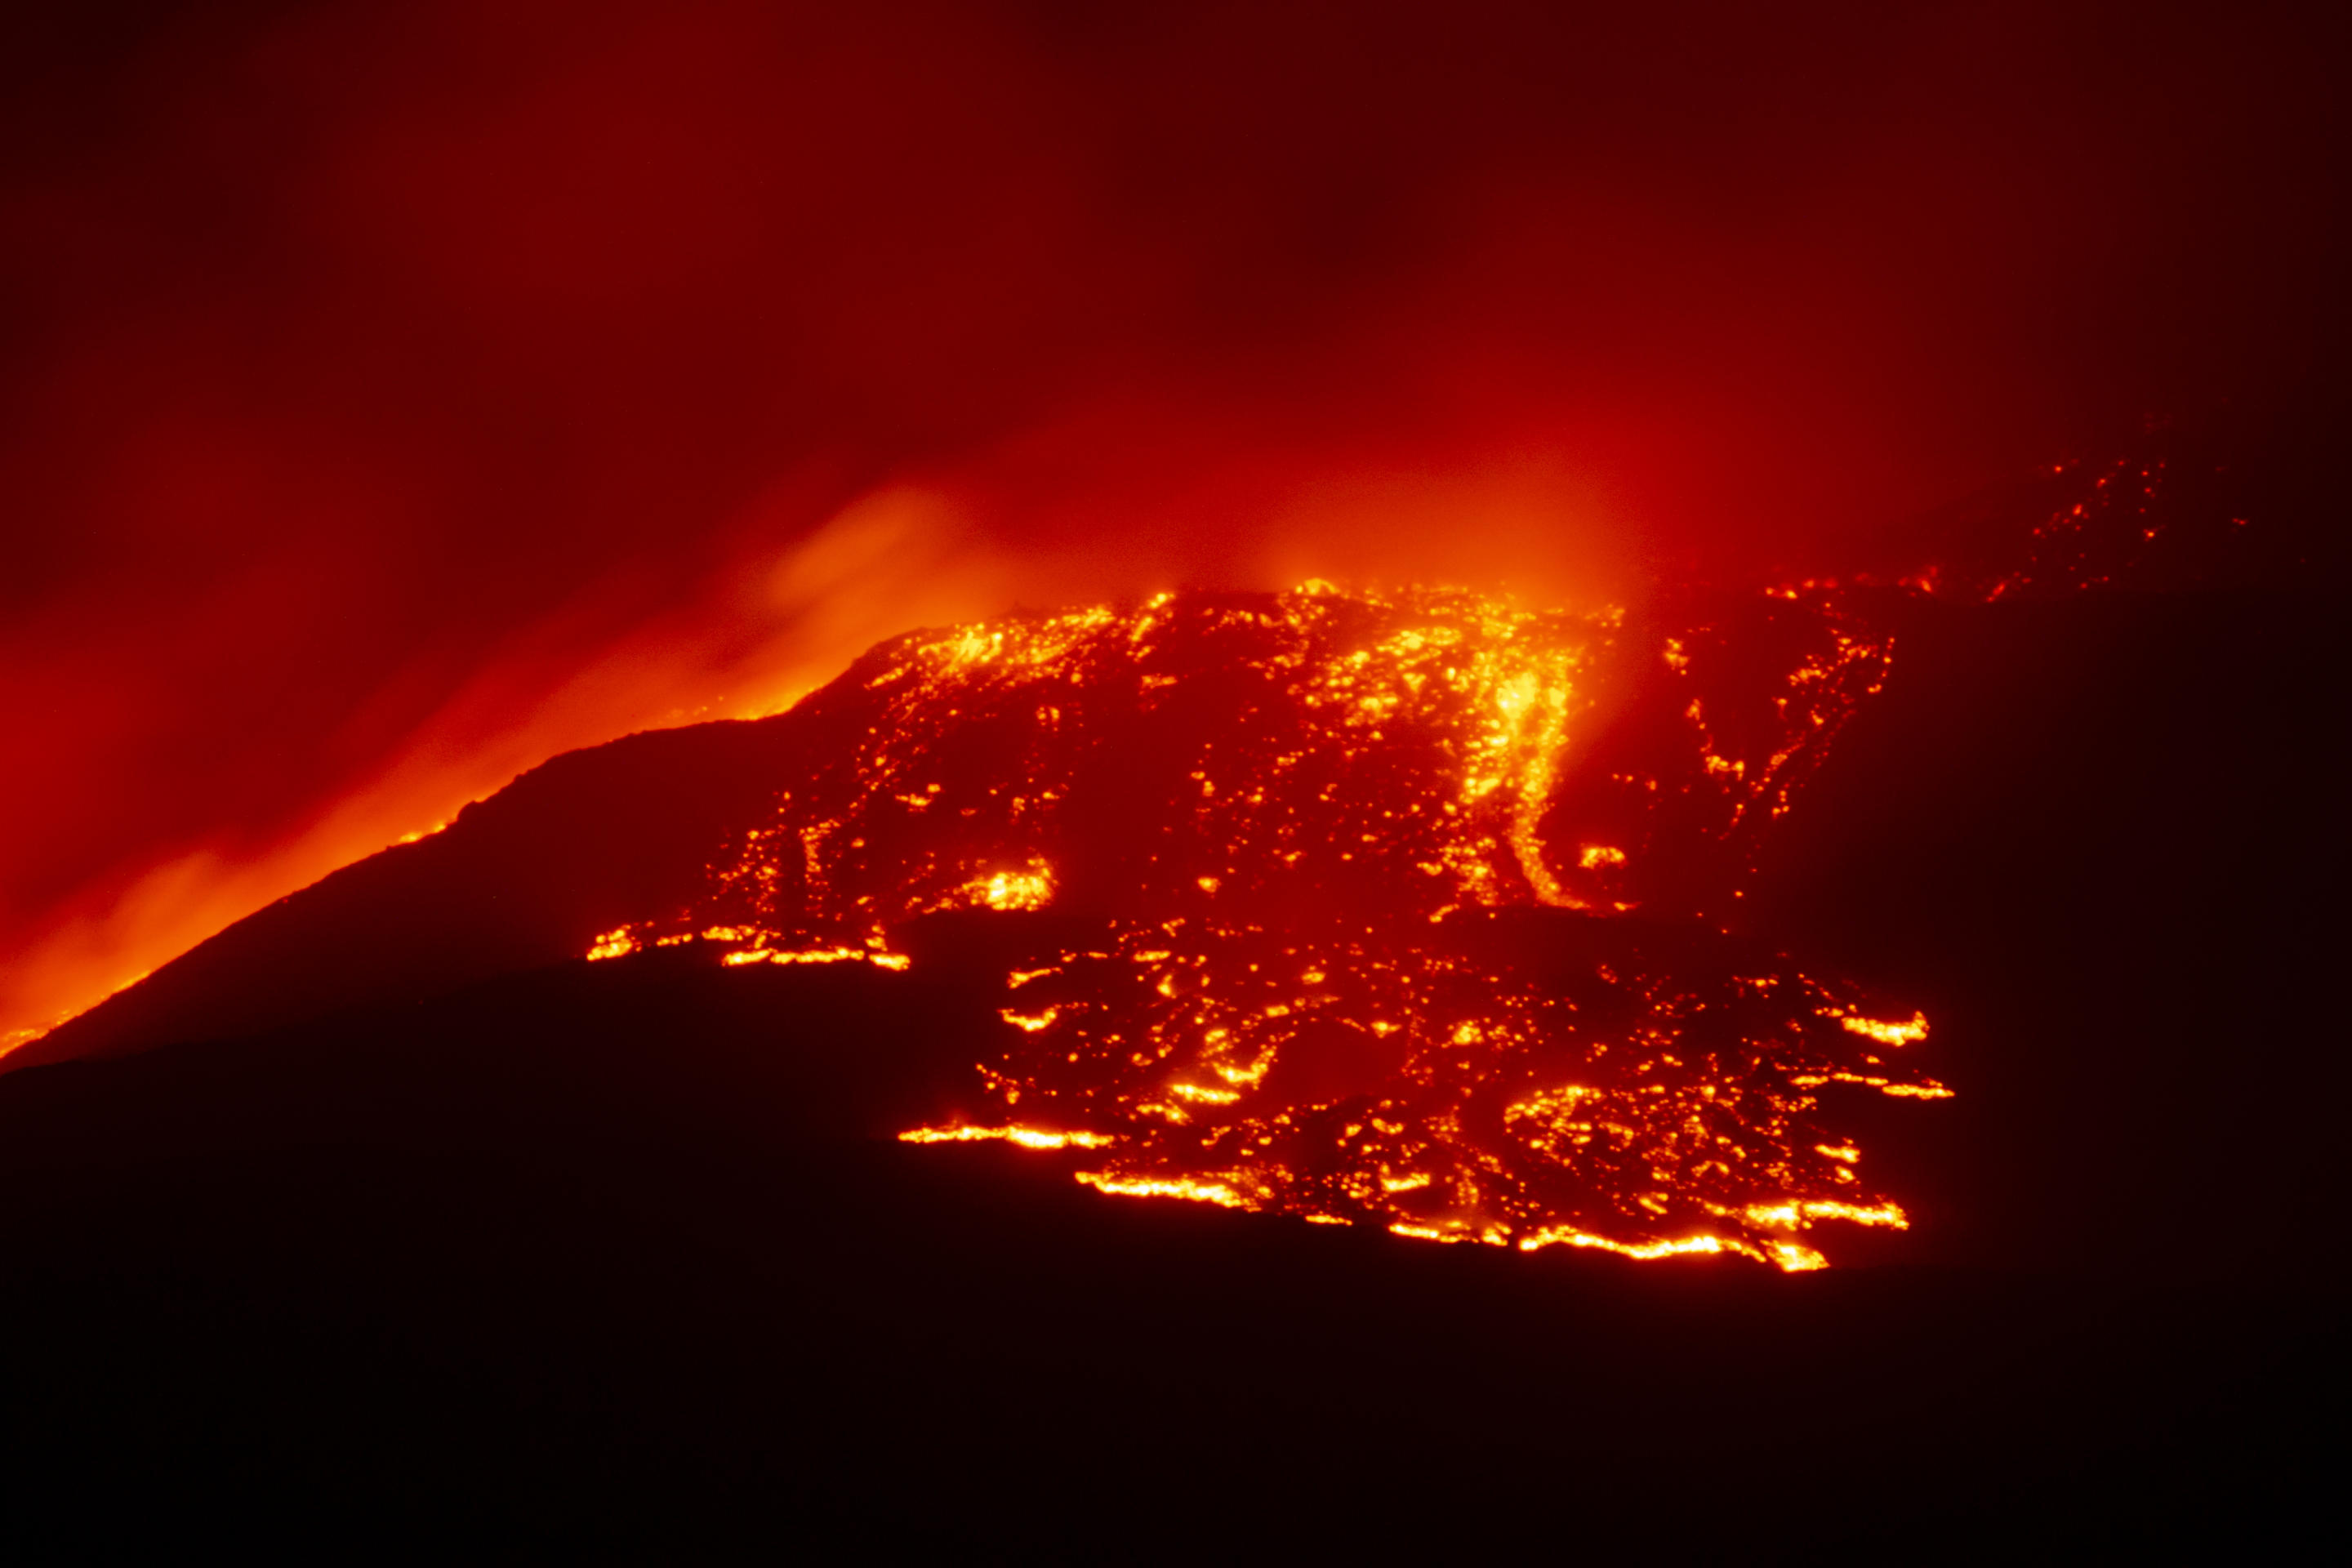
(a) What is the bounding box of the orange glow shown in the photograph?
[0,497,1029,1059]
[587,921,911,973]
[585,583,1944,1270]
[586,928,640,962]
[899,1125,1115,1151]
[971,866,1056,912]
[1075,1172,1256,1209]
[1841,1012,1930,1046]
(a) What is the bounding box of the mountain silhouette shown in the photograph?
[0,583,2341,1556]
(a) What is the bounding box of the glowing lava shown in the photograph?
[590,582,1944,1268]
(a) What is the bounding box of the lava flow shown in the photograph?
[588,582,1945,1269]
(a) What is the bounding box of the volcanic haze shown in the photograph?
[2,0,2342,1046]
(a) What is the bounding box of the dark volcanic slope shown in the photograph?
[0,587,2342,1556]
[10,715,810,1071]
[1749,590,2349,1283]
[0,929,2338,1559]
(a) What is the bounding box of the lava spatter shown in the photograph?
[588,583,1944,1268]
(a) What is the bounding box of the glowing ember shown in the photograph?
[898,1125,1116,1151]
[591,583,1945,1268]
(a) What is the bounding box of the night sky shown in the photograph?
[3,0,2340,1044]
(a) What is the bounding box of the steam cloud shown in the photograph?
[1,0,2336,1044]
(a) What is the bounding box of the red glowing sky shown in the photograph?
[1,0,2339,1045]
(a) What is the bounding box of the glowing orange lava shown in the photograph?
[589,583,1945,1268]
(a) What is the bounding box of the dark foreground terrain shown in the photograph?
[2,589,2343,1560]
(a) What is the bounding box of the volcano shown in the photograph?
[29,581,1952,1270]
[3,0,2343,1549]
[2,557,2342,1556]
